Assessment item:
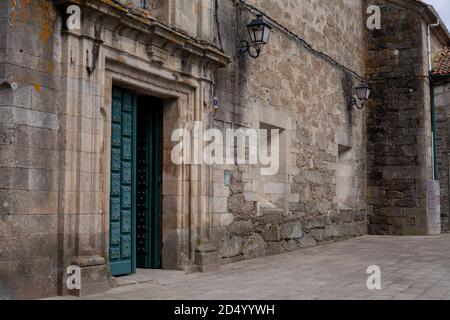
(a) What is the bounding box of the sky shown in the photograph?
[424,0,450,29]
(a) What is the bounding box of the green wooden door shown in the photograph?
[136,97,163,269]
[109,87,137,276]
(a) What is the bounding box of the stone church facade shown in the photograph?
[0,0,449,299]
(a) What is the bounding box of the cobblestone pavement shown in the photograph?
[67,236,450,300]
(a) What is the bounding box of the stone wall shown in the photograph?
[435,81,450,232]
[212,0,368,264]
[365,0,444,235]
[0,0,227,298]
[0,0,62,299]
[244,0,365,75]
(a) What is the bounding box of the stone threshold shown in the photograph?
[110,269,189,289]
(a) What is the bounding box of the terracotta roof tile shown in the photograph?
[433,47,450,76]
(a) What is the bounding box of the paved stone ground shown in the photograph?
[63,236,450,300]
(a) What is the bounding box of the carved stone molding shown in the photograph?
[53,0,230,70]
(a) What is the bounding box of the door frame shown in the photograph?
[103,59,214,273]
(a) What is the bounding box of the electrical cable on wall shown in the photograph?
[234,0,365,81]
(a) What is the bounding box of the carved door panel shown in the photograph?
[109,87,136,276]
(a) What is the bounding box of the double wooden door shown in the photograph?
[109,88,162,276]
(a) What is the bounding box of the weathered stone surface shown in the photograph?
[229,221,254,235]
[435,81,450,233]
[279,222,303,240]
[365,0,442,236]
[0,0,226,299]
[257,202,285,224]
[243,234,267,259]
[297,235,318,249]
[266,242,286,256]
[213,0,380,267]
[261,225,280,242]
[221,235,244,258]
[219,213,235,227]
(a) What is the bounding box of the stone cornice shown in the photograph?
[53,0,231,69]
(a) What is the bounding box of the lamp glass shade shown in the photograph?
[249,27,264,43]
[247,15,272,46]
[248,27,256,43]
[355,82,370,101]
[263,26,271,43]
